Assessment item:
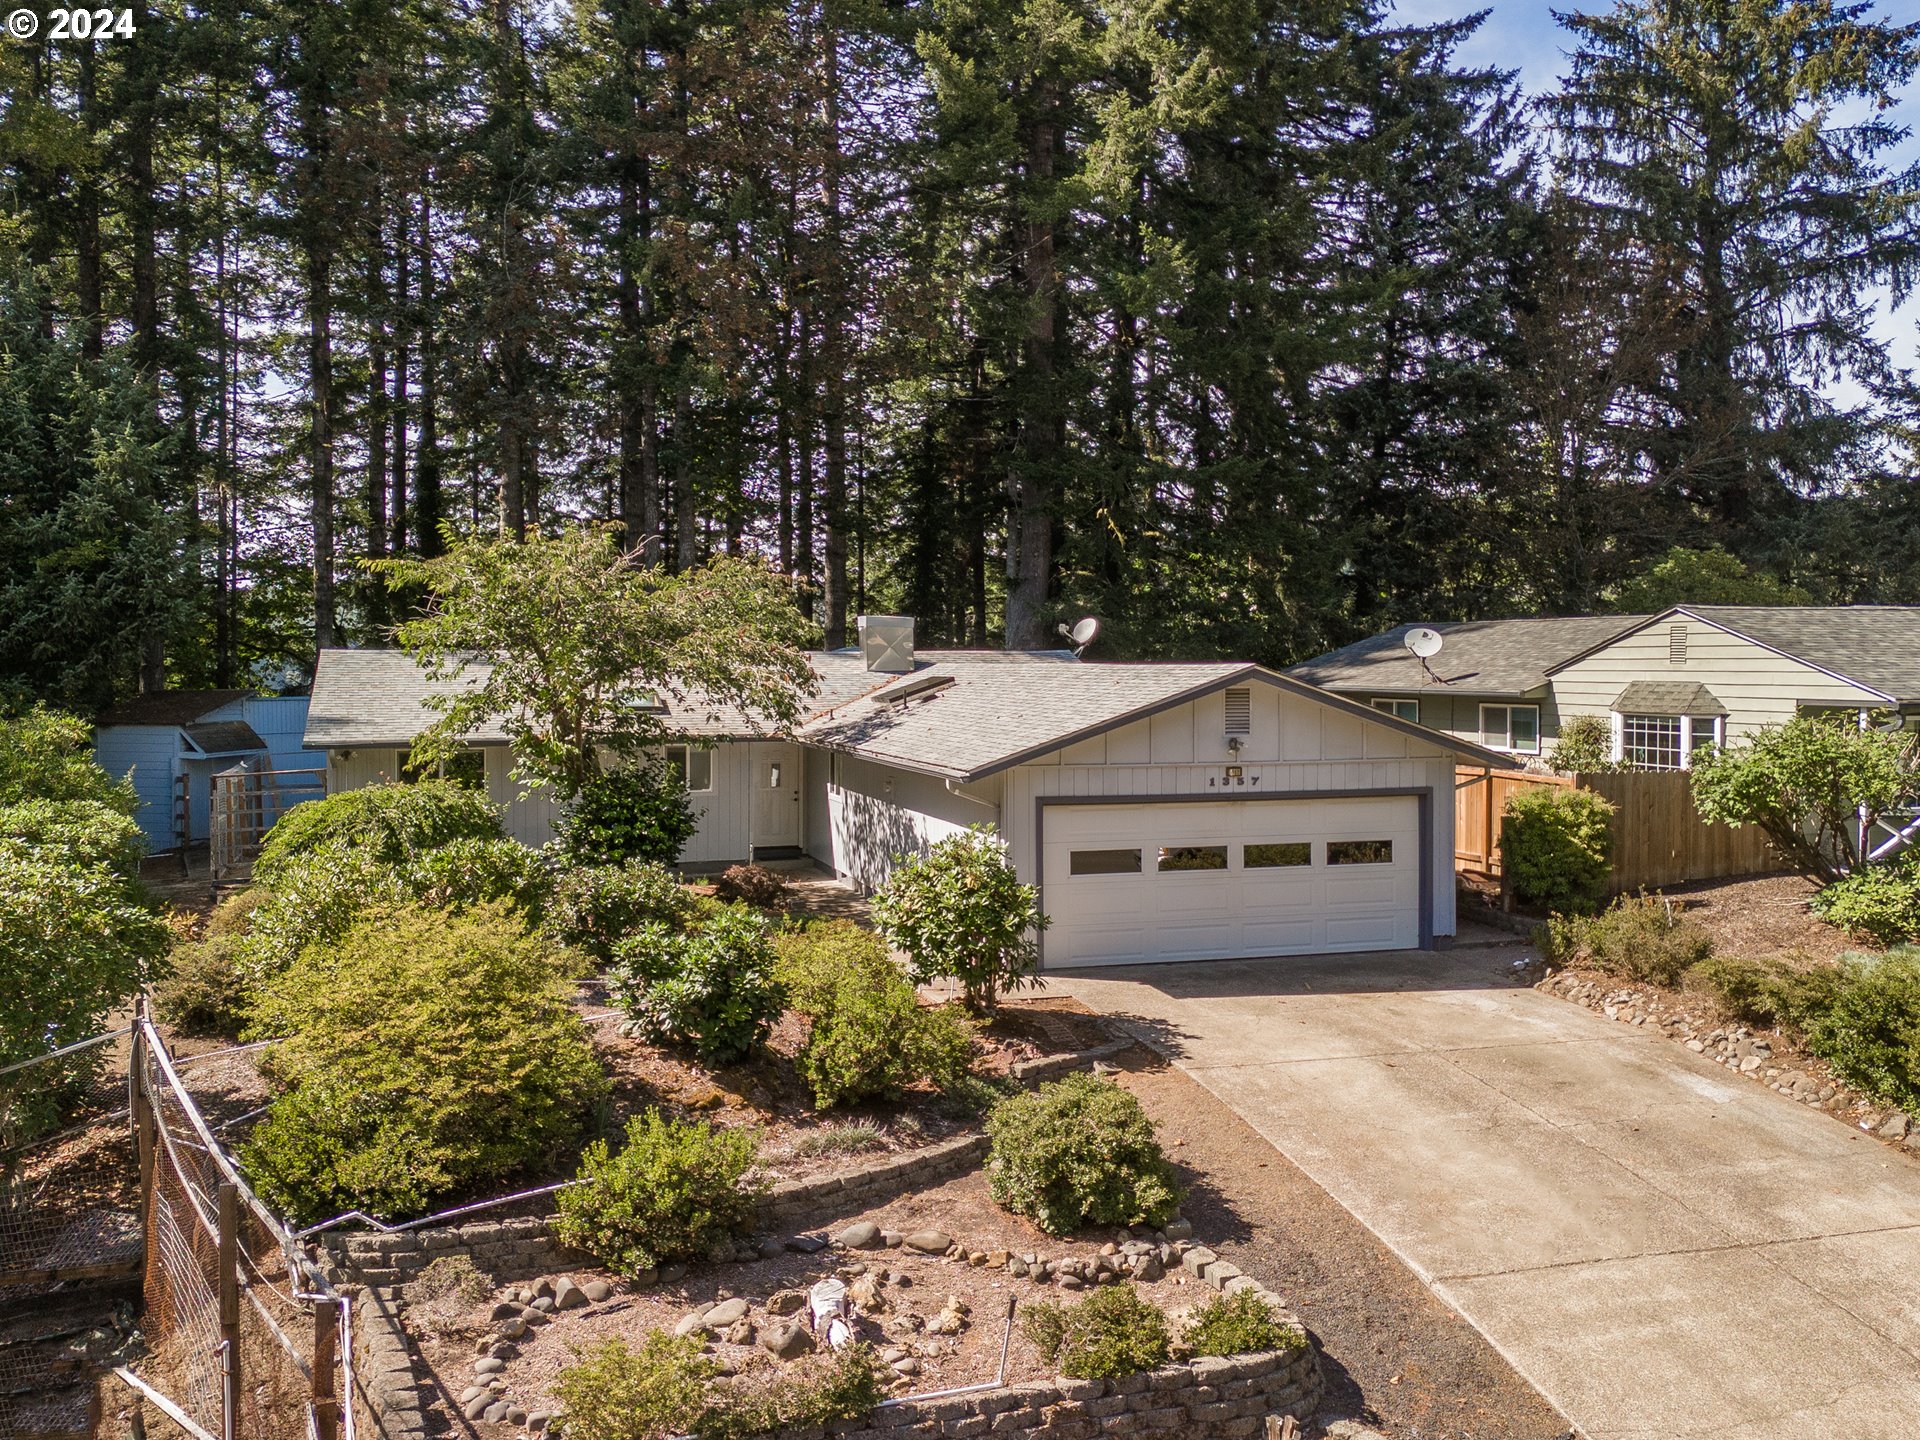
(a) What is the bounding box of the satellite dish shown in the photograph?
[1405,627,1444,659]
[1057,617,1102,655]
[1872,710,1907,733]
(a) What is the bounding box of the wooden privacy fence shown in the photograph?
[1456,766,1779,893]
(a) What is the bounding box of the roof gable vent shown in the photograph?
[858,615,915,673]
[1224,687,1252,736]
[1669,625,1687,665]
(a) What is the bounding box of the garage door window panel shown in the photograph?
[1158,845,1229,872]
[1327,839,1393,865]
[1245,842,1312,868]
[1069,848,1141,876]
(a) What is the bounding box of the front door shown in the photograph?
[751,743,803,850]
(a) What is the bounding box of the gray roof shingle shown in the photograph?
[99,689,251,727]
[182,721,269,754]
[1285,617,1649,697]
[1611,681,1727,717]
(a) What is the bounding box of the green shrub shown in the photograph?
[1020,1285,1172,1379]
[1810,855,1920,944]
[781,1122,886,1160]
[1538,893,1714,986]
[0,798,145,880]
[705,1345,886,1439]
[1689,953,1848,1029]
[775,921,975,1109]
[1803,951,1920,1113]
[871,826,1047,1009]
[551,1333,719,1440]
[1547,714,1616,774]
[406,835,553,920]
[206,887,268,938]
[610,906,784,1064]
[554,1111,762,1277]
[986,1073,1181,1235]
[242,902,604,1224]
[253,780,503,885]
[1180,1290,1305,1357]
[557,764,697,869]
[0,706,138,812]
[547,861,700,964]
[1500,787,1614,915]
[152,936,253,1037]
[711,864,790,910]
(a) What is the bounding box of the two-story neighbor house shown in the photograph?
[1287,605,1920,769]
[304,622,1518,968]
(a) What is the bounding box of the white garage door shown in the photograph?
[1041,796,1422,967]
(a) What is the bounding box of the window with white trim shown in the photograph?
[1621,715,1683,770]
[1372,698,1420,724]
[1479,704,1540,754]
[664,744,714,792]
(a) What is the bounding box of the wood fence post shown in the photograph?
[217,1183,241,1440]
[312,1296,341,1440]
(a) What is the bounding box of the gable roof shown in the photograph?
[99,690,251,728]
[1285,617,1649,698]
[1549,606,1920,704]
[798,659,1521,780]
[1611,681,1727,717]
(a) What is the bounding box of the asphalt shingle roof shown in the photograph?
[1611,681,1727,717]
[1649,607,1920,704]
[1285,617,1649,697]
[182,721,269,754]
[98,690,251,728]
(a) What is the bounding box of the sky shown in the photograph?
[1389,0,1920,380]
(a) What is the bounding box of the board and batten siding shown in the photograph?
[825,753,1001,892]
[94,727,188,850]
[1001,683,1460,939]
[1549,617,1884,736]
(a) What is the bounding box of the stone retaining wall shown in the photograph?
[324,1133,990,1286]
[350,1283,428,1440]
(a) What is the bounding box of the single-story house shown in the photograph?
[95,692,325,851]
[1285,605,1920,770]
[303,623,1518,967]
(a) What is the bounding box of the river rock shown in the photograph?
[760,1319,815,1361]
[903,1231,952,1255]
[583,1280,614,1303]
[553,1278,588,1311]
[704,1297,750,1328]
[836,1221,883,1250]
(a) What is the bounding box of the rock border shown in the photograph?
[349,1282,429,1440]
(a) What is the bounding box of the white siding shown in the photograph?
[93,726,186,850]
[1003,684,1459,939]
[826,754,1001,892]
[1550,618,1884,737]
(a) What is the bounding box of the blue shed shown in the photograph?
[93,692,323,852]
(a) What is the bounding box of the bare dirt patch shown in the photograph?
[1654,872,1856,961]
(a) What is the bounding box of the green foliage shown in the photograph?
[1803,952,1920,1114]
[242,902,604,1224]
[1811,854,1920,945]
[1609,547,1813,612]
[1539,893,1715,986]
[405,836,554,920]
[1180,1290,1306,1358]
[1500,786,1614,914]
[1020,1285,1172,1380]
[558,764,698,868]
[0,798,145,881]
[609,906,784,1064]
[547,860,701,964]
[1548,715,1616,774]
[370,531,818,798]
[1690,716,1912,882]
[0,707,137,812]
[554,1111,763,1277]
[550,1333,720,1440]
[986,1073,1182,1235]
[1690,953,1847,1029]
[152,936,254,1038]
[774,921,974,1109]
[254,780,504,886]
[871,827,1047,1009]
[704,1346,887,1439]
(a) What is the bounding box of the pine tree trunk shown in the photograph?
[309,237,336,651]
[618,141,662,562]
[367,206,391,574]
[794,300,816,618]
[819,12,850,647]
[392,187,411,556]
[416,187,444,557]
[75,42,103,360]
[1004,85,1060,651]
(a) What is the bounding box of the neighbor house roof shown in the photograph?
[1611,681,1727,717]
[1551,606,1920,705]
[98,689,252,728]
[1284,618,1649,698]
[182,721,269,754]
[797,658,1522,780]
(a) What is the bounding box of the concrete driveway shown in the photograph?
[1049,944,1920,1440]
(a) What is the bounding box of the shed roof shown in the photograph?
[1611,681,1727,717]
[182,721,270,755]
[1285,617,1649,697]
[99,690,251,728]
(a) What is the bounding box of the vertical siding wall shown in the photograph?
[94,727,186,850]
[826,754,1001,891]
[1002,685,1460,938]
[1549,617,1884,735]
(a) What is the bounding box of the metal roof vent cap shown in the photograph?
[857,615,916,673]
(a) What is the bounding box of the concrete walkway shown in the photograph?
[1050,946,1920,1440]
